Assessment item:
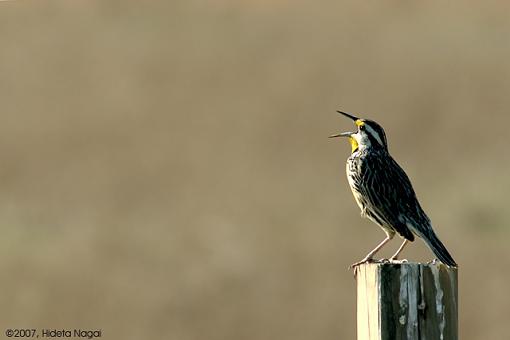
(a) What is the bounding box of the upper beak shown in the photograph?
[329,110,359,138]
[336,110,359,121]
[328,131,354,138]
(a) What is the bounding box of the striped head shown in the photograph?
[329,111,388,153]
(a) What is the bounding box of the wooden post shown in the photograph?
[356,262,458,340]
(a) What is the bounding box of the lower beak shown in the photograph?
[328,131,354,138]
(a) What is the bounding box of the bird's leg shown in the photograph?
[390,239,408,262]
[350,235,392,269]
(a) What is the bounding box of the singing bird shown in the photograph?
[330,111,456,268]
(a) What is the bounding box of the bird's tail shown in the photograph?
[422,230,457,267]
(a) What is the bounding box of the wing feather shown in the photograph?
[356,151,430,240]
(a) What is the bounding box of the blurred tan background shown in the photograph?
[0,0,509,339]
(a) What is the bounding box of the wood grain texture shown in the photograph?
[355,262,458,340]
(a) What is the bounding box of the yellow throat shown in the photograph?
[349,119,364,153]
[349,136,358,153]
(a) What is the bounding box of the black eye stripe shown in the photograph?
[361,122,388,149]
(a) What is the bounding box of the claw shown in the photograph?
[389,258,408,264]
[349,257,381,270]
[349,258,372,269]
[350,258,380,278]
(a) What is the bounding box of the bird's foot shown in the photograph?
[349,257,382,276]
[389,258,408,264]
[350,257,395,268]
[349,257,373,270]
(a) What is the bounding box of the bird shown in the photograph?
[329,110,457,268]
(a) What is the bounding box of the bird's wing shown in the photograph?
[358,153,428,240]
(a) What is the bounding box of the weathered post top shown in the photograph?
[356,262,458,340]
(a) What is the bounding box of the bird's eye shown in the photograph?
[359,125,365,131]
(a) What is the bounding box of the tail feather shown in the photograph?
[422,231,457,267]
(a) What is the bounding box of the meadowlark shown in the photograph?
[330,110,457,268]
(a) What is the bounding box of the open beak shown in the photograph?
[328,131,353,138]
[329,110,360,138]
